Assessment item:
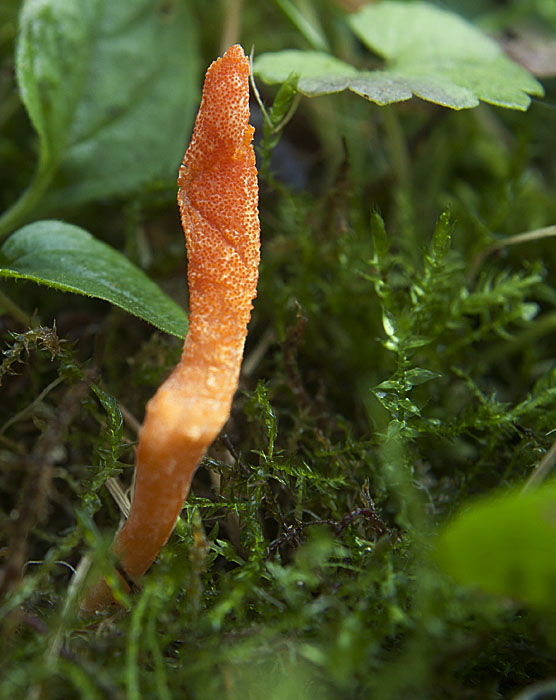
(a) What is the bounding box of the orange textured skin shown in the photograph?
[82,45,259,612]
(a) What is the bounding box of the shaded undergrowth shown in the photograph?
[1,1,556,698]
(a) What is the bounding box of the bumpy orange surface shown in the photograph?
[83,44,259,612]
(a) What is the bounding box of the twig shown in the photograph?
[470,224,556,280]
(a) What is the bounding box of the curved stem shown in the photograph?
[382,105,410,188]
[0,161,56,241]
[0,288,32,326]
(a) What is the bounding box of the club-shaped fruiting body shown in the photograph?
[82,44,259,612]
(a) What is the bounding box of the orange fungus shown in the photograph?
[82,44,260,611]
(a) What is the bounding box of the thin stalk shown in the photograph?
[273,0,329,51]
[381,105,416,261]
[470,225,556,281]
[0,287,33,326]
[382,105,410,188]
[220,0,244,53]
[479,311,556,366]
[0,160,57,240]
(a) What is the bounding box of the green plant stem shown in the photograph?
[381,105,417,262]
[273,0,329,51]
[127,587,152,700]
[382,105,410,188]
[0,162,56,241]
[0,287,32,326]
[220,0,244,54]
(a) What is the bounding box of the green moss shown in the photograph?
[1,1,556,698]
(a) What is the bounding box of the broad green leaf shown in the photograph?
[349,1,543,109]
[0,221,188,338]
[435,482,556,611]
[255,50,359,97]
[254,1,544,110]
[9,0,198,224]
[16,0,96,167]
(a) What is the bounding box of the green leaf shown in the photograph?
[255,50,358,97]
[349,1,543,109]
[430,211,452,259]
[86,384,127,513]
[212,539,245,566]
[371,211,389,260]
[404,368,440,387]
[0,220,188,338]
[382,309,398,340]
[91,385,124,443]
[435,482,556,611]
[50,0,198,208]
[16,0,96,166]
[245,381,278,460]
[267,74,299,130]
[3,0,198,234]
[254,1,543,110]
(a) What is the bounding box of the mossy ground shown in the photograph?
[1,1,556,698]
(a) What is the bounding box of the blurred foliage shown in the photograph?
[1,1,556,698]
[255,2,544,109]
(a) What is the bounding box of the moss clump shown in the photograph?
[1,1,556,697]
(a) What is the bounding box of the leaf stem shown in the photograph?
[273,0,329,52]
[0,287,33,326]
[0,162,56,241]
[382,105,416,260]
[382,105,410,188]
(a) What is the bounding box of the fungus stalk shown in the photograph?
[83,44,260,611]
